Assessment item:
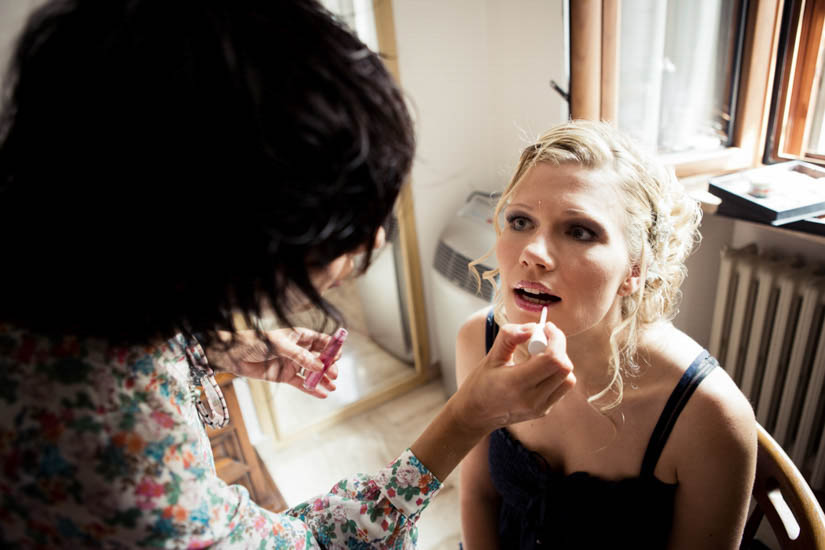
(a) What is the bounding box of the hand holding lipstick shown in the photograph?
[304,328,348,390]
[450,315,575,433]
[412,314,575,483]
[527,306,549,355]
[203,327,342,397]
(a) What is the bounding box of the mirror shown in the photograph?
[245,0,431,446]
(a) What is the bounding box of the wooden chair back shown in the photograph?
[741,424,825,549]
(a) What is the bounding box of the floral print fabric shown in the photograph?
[0,326,441,548]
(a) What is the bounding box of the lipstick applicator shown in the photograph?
[527,306,548,355]
[303,327,348,390]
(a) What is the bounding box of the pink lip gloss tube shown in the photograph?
[303,328,348,390]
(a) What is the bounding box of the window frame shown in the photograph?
[764,0,825,164]
[569,0,785,180]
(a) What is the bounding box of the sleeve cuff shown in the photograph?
[369,448,442,521]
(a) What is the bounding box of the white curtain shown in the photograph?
[618,0,735,154]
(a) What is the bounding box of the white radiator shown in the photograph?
[709,243,825,491]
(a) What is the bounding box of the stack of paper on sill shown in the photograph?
[708,161,825,234]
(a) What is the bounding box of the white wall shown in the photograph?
[392,0,567,368]
[673,212,736,347]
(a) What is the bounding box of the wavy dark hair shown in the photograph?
[0,0,414,346]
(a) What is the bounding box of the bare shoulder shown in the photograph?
[458,306,490,338]
[681,366,756,446]
[686,363,756,451]
[637,329,759,544]
[455,307,491,385]
[671,326,754,449]
[665,338,755,477]
[642,323,757,470]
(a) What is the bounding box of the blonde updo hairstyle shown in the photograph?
[473,120,702,412]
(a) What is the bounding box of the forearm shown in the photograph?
[423,316,573,483]
[460,467,501,550]
[409,396,488,483]
[460,499,501,550]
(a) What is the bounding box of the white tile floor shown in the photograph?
[259,379,462,550]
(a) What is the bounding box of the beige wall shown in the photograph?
[674,212,737,347]
[392,0,568,365]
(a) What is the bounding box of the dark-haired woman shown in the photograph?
[0,0,575,547]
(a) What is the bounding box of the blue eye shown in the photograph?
[568,225,596,241]
[506,214,534,232]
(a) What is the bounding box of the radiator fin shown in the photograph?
[710,244,825,490]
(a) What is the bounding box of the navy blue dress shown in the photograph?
[484,310,718,549]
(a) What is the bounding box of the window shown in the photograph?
[616,0,744,156]
[765,0,825,164]
[568,0,783,179]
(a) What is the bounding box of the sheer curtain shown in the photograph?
[618,0,740,155]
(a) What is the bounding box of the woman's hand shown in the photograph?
[204,328,340,398]
[448,321,576,434]
[410,319,575,483]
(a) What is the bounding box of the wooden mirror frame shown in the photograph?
[245,0,433,448]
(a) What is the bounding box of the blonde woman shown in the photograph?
[457,121,756,549]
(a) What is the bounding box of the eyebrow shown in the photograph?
[507,203,597,218]
[506,203,610,229]
[506,202,535,211]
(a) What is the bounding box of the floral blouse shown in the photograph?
[0,325,441,548]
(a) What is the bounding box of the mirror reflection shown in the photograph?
[258,216,418,440]
[234,0,428,445]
